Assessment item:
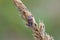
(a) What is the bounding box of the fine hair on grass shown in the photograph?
[13,0,54,40]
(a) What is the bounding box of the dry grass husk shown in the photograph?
[13,0,54,40]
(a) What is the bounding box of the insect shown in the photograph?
[27,16,33,27]
[22,11,36,27]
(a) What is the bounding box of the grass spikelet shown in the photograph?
[13,0,54,40]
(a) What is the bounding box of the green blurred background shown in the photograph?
[0,0,60,40]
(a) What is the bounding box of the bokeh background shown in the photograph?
[0,0,60,40]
